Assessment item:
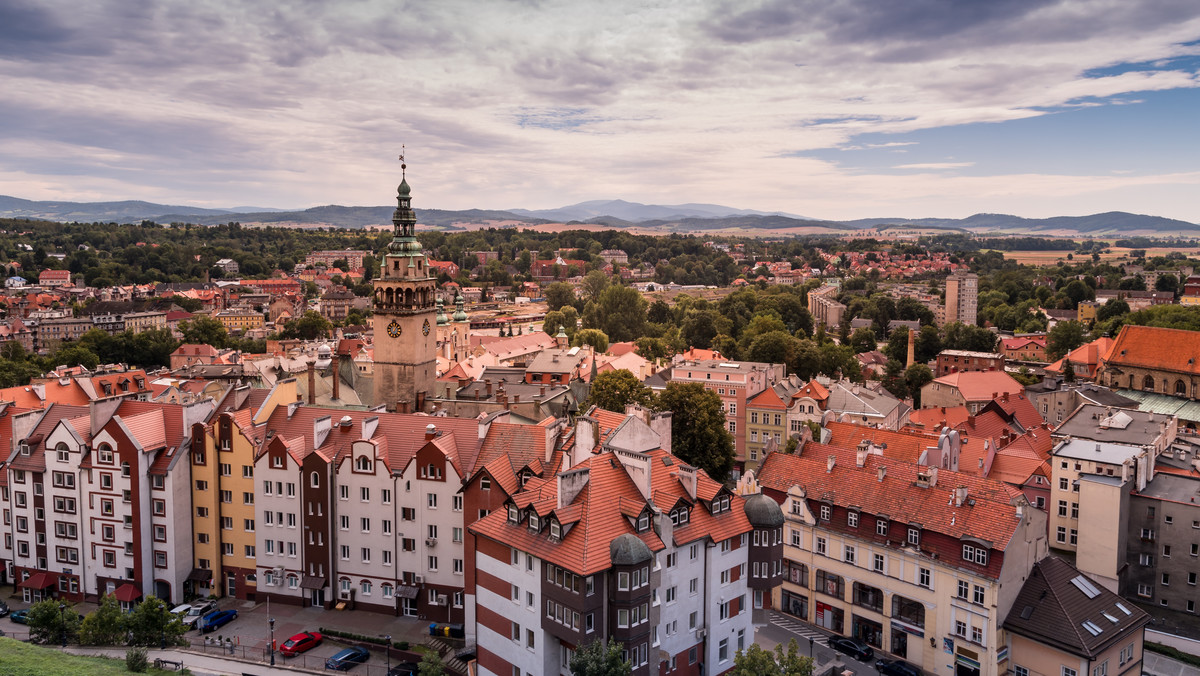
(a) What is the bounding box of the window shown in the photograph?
[962,543,988,565]
[848,511,858,527]
[1058,500,1068,517]
[918,567,931,588]
[844,545,856,564]
[1063,668,1078,676]
[958,580,970,599]
[973,585,985,604]
[816,536,826,555]
[310,471,319,487]
[874,553,884,572]
[820,504,831,520]
[360,486,370,502]
[955,620,967,637]
[339,485,349,500]
[876,519,888,536]
[719,638,729,663]
[427,493,437,508]
[907,527,920,545]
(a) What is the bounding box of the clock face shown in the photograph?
[422,319,431,336]
[387,320,401,338]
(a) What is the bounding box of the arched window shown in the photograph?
[1176,380,1187,395]
[1143,375,1155,391]
[356,456,372,472]
[287,574,299,589]
[382,583,394,599]
[361,580,372,595]
[310,471,320,487]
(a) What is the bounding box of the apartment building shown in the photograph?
[1122,469,1200,617]
[758,444,1048,676]
[945,270,979,327]
[808,284,846,329]
[668,359,785,474]
[470,413,772,676]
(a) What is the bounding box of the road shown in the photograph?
[756,610,881,676]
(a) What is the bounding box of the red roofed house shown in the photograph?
[1045,336,1114,380]
[921,371,1025,414]
[1000,336,1047,362]
[756,443,1048,676]
[38,269,72,288]
[1096,324,1200,398]
[469,411,777,676]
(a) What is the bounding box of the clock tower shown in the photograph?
[372,159,437,411]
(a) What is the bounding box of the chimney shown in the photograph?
[485,379,492,397]
[954,485,968,507]
[827,455,837,473]
[397,400,410,414]
[929,466,939,487]
[1002,391,1009,403]
[877,466,886,482]
[425,423,437,441]
[906,328,915,368]
[856,444,868,468]
[332,353,340,401]
[306,361,316,405]
[416,391,426,412]
[540,385,546,397]
[677,464,698,500]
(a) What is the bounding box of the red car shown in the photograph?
[279,631,323,656]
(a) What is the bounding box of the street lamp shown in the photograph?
[808,636,814,658]
[58,603,67,648]
[380,634,391,674]
[269,618,276,666]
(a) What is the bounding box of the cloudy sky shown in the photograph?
[2,0,1199,221]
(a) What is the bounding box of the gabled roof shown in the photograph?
[824,422,938,465]
[930,370,1024,401]
[1003,556,1149,657]
[1104,325,1200,375]
[757,442,1026,557]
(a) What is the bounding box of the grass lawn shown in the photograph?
[0,638,175,676]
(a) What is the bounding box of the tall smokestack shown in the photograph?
[306,361,316,405]
[906,328,916,368]
[332,353,340,401]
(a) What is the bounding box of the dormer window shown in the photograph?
[962,543,988,566]
[908,527,920,546]
[508,504,519,524]
[638,514,649,532]
[19,443,29,456]
[847,511,859,528]
[355,456,372,472]
[550,521,561,540]
[670,508,690,526]
[529,513,540,530]
[820,504,832,521]
[876,519,889,536]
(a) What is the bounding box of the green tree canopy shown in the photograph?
[582,285,647,343]
[657,382,736,482]
[573,328,610,353]
[278,310,333,341]
[1047,320,1087,361]
[586,369,655,412]
[125,596,186,647]
[544,282,576,311]
[26,599,83,645]
[569,638,632,676]
[179,315,228,348]
[849,327,878,354]
[905,363,934,407]
[732,639,814,676]
[79,594,128,646]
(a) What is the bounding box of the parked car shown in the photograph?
[828,635,874,661]
[0,600,8,617]
[198,609,238,633]
[182,600,218,628]
[387,663,420,676]
[325,646,370,671]
[877,659,922,676]
[169,604,191,617]
[279,631,323,656]
[9,609,30,624]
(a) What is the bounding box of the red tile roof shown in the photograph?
[757,442,1025,555]
[1103,325,1199,375]
[931,371,1024,402]
[824,421,939,465]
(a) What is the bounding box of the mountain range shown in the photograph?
[1,194,1197,238]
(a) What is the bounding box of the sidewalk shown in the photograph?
[1145,652,1200,676]
[64,646,321,676]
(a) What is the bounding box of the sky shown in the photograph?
[2,0,1200,222]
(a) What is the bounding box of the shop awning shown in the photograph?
[18,572,57,589]
[186,568,213,582]
[395,585,420,600]
[113,583,143,603]
[300,575,326,590]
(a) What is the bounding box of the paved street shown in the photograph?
[756,610,881,676]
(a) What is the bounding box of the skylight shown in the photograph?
[1081,621,1103,636]
[1102,612,1119,624]
[1115,602,1132,616]
[1071,575,1102,599]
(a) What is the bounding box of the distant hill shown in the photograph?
[2,194,1196,237]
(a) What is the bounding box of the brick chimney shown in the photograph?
[332,353,340,401]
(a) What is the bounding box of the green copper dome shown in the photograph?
[452,293,468,322]
[436,297,448,325]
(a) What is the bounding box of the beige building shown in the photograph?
[124,310,167,334]
[759,444,1049,676]
[808,283,846,329]
[945,269,979,326]
[214,309,265,334]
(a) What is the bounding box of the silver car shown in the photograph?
[181,600,218,628]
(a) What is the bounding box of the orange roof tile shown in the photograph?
[1104,326,1198,375]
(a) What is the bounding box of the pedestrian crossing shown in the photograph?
[769,611,829,643]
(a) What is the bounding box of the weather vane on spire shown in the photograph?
[399,145,406,179]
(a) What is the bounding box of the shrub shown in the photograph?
[126,647,149,673]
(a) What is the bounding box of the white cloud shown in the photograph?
[892,162,975,170]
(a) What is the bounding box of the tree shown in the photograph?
[657,382,735,482]
[279,311,333,340]
[942,322,997,353]
[1096,298,1130,323]
[905,363,934,407]
[582,285,647,343]
[179,315,228,348]
[26,599,83,645]
[544,282,576,311]
[586,370,655,413]
[574,328,610,353]
[78,594,127,646]
[1062,358,1076,383]
[681,310,721,349]
[732,639,814,676]
[418,650,447,676]
[850,327,877,354]
[569,637,632,676]
[51,343,100,370]
[634,336,671,361]
[1047,320,1087,361]
[580,270,611,303]
[125,595,186,647]
[747,330,798,366]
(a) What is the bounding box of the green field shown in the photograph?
[0,638,175,676]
